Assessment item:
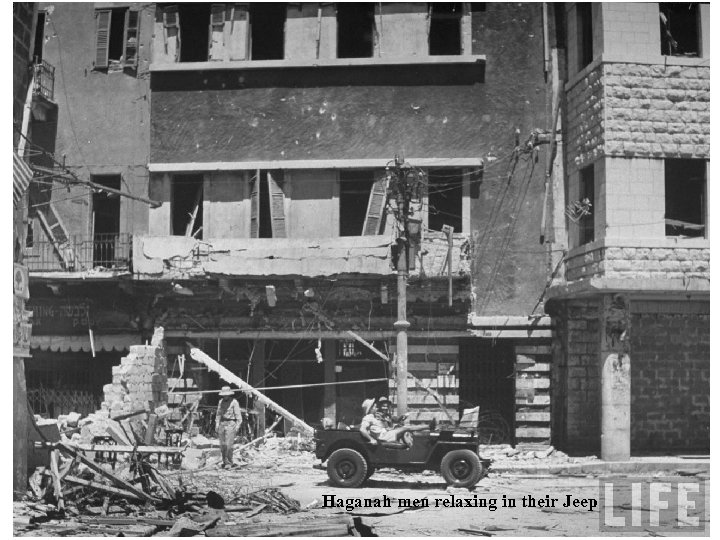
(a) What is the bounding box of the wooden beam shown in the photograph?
[57,443,159,503]
[345,331,389,361]
[188,343,314,435]
[64,476,146,501]
[74,444,185,454]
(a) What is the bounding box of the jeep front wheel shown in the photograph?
[440,449,483,488]
[327,449,368,488]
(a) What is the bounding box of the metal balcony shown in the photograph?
[33,59,55,102]
[24,233,132,273]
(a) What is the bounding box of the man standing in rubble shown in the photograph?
[216,386,242,468]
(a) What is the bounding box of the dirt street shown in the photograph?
[179,449,710,537]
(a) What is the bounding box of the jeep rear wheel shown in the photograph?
[327,449,368,488]
[440,449,483,488]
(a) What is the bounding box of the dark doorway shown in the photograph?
[339,170,374,236]
[258,171,273,238]
[665,158,706,237]
[337,3,375,58]
[429,3,463,55]
[172,174,204,238]
[92,175,121,266]
[428,169,463,232]
[459,339,515,444]
[179,3,211,62]
[250,3,286,60]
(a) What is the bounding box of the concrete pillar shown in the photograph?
[599,295,631,461]
[323,340,337,424]
[250,340,266,435]
[14,356,28,495]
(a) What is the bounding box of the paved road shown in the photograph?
[220,460,710,537]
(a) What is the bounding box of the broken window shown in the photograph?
[429,3,463,56]
[428,169,463,233]
[660,3,700,56]
[665,159,706,238]
[92,175,121,265]
[172,174,204,238]
[250,3,286,60]
[94,8,140,71]
[576,2,593,70]
[178,3,211,62]
[578,165,594,245]
[337,3,375,58]
[339,171,375,236]
[251,171,286,238]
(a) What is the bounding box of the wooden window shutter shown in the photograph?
[267,171,287,238]
[95,10,112,69]
[211,4,226,26]
[250,171,260,238]
[124,9,140,68]
[163,5,179,28]
[362,174,387,235]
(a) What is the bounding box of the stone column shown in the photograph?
[599,294,631,461]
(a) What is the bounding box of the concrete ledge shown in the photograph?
[494,458,709,476]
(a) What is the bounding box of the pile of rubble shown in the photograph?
[479,444,598,467]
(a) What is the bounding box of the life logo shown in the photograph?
[599,477,707,532]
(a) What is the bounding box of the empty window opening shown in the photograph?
[178,3,211,62]
[428,169,463,233]
[92,175,121,265]
[660,3,700,56]
[337,3,375,58]
[578,165,594,245]
[172,174,204,238]
[250,3,286,60]
[258,171,273,238]
[429,3,463,56]
[665,159,706,237]
[340,171,375,236]
[576,2,593,70]
[33,11,46,62]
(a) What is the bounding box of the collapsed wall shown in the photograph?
[101,343,168,416]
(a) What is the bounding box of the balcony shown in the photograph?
[24,233,132,274]
[33,59,55,102]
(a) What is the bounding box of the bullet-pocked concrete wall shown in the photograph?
[468,2,552,316]
[38,3,153,238]
[630,301,710,452]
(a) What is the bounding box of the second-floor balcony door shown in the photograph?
[92,175,121,267]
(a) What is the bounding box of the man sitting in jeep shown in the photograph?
[359,397,425,445]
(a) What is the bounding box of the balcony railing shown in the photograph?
[33,59,55,102]
[24,233,132,273]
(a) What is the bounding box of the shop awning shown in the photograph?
[13,151,33,207]
[30,334,140,353]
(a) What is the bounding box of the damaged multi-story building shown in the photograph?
[546,2,710,457]
[20,2,709,457]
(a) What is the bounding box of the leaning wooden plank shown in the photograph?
[74,443,185,454]
[345,331,389,361]
[49,450,65,511]
[57,442,159,502]
[188,343,314,435]
[64,476,144,500]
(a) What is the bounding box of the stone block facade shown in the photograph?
[565,242,710,283]
[630,302,709,452]
[604,63,710,159]
[551,297,709,454]
[566,61,710,176]
[101,344,168,416]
